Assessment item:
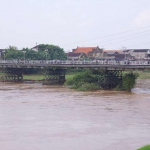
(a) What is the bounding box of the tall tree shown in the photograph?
[37,44,67,60]
[4,44,67,60]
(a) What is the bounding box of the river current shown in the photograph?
[0,79,150,150]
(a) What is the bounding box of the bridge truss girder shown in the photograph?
[43,68,66,85]
[93,70,122,90]
[2,68,24,82]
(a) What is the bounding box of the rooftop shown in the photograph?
[73,47,98,55]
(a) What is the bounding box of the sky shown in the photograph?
[1,0,150,51]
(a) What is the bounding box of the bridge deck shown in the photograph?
[0,60,150,70]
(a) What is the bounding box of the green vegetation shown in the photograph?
[0,69,146,92]
[119,72,139,92]
[138,145,150,150]
[4,44,67,60]
[115,73,139,92]
[65,70,100,91]
[137,71,150,79]
[65,70,138,92]
[23,74,44,81]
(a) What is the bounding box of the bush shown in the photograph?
[65,70,139,92]
[78,83,100,91]
[65,70,100,91]
[121,72,139,92]
[138,145,150,150]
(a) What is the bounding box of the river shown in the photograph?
[0,79,150,150]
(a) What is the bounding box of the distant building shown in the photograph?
[31,45,39,51]
[72,46,103,60]
[0,49,6,59]
[128,49,150,60]
[67,52,87,60]
[147,50,150,58]
[102,50,120,60]
[67,46,150,61]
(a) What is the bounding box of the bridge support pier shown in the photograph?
[2,68,24,82]
[93,70,122,90]
[43,68,66,85]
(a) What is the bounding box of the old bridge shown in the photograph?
[0,60,150,89]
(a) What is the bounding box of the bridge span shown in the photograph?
[0,60,150,70]
[0,60,149,88]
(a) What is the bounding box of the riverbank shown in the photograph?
[24,71,150,81]
[0,71,150,83]
[137,71,150,79]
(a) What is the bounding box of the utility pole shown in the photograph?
[122,46,127,60]
[23,51,26,63]
[45,49,48,63]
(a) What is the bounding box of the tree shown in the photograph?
[22,48,45,60]
[4,44,67,60]
[5,46,22,60]
[37,44,67,60]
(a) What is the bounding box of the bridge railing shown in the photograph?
[0,60,150,66]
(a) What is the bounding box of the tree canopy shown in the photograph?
[4,44,67,60]
[37,44,67,60]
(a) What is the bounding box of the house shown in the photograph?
[147,50,150,58]
[31,45,39,51]
[67,52,87,60]
[72,46,103,60]
[101,50,131,60]
[0,49,6,60]
[128,49,150,60]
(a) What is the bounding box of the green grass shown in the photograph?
[138,145,150,150]
[66,71,150,80]
[0,70,150,82]
[24,72,78,81]
[137,71,150,79]
[23,74,44,81]
[0,72,77,82]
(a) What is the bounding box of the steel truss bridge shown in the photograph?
[0,60,149,89]
[0,60,150,70]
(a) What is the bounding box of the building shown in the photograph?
[72,46,103,60]
[0,49,6,60]
[128,49,150,60]
[102,50,120,60]
[31,45,39,51]
[99,50,132,60]
[67,52,87,60]
[67,46,150,61]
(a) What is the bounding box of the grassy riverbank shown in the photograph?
[0,73,76,82]
[23,74,44,81]
[0,71,150,81]
[137,71,150,79]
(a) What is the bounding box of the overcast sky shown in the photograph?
[1,0,150,51]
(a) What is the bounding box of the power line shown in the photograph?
[87,29,150,46]
[127,41,150,48]
[87,33,150,47]
[61,25,150,46]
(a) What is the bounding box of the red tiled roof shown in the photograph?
[73,47,97,55]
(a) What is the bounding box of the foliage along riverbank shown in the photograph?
[138,145,150,150]
[65,70,139,92]
[0,70,150,92]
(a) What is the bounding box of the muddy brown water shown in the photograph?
[0,79,150,150]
